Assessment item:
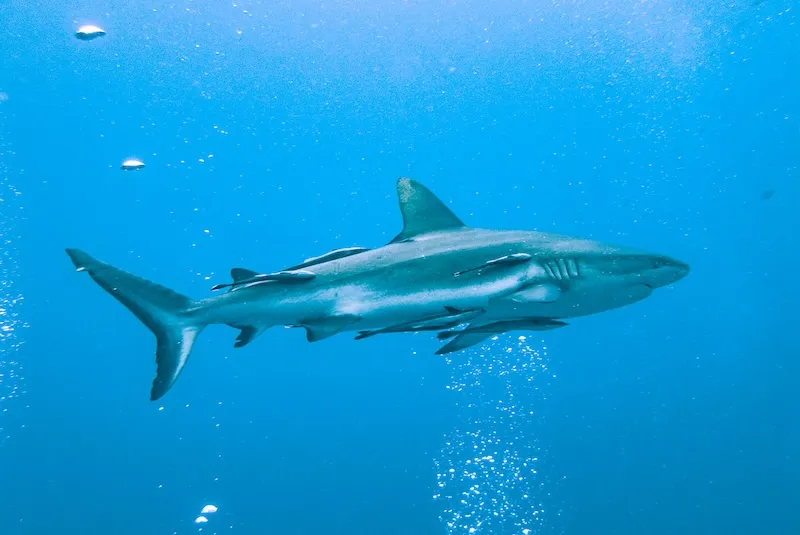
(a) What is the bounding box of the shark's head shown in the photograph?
[523,247,691,319]
[534,233,690,292]
[586,251,690,289]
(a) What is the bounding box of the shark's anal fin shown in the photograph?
[227,324,268,348]
[212,269,316,291]
[389,178,466,244]
[301,314,361,342]
[454,252,532,277]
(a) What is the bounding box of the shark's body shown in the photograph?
[66,178,689,400]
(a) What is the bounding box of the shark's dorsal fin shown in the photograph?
[389,178,466,244]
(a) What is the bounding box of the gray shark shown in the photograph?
[66,178,689,400]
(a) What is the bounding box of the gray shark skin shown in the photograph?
[65,177,689,400]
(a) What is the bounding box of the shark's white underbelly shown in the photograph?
[485,282,653,320]
[204,281,500,331]
[334,276,528,330]
[208,269,651,334]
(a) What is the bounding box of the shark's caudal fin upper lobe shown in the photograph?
[65,248,204,401]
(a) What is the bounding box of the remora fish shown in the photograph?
[66,177,689,400]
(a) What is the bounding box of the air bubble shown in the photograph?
[434,336,554,534]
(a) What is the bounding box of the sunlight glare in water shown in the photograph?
[435,335,557,535]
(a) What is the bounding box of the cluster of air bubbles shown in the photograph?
[434,335,556,535]
[0,115,27,448]
[194,504,218,528]
[73,23,148,171]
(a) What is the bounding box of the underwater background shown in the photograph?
[0,0,797,534]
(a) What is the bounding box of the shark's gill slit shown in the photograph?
[542,261,556,280]
[568,258,579,279]
[556,258,569,280]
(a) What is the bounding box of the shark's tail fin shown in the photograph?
[65,248,205,401]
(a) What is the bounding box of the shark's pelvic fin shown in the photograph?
[389,177,466,244]
[285,246,370,271]
[65,248,205,401]
[212,269,316,291]
[454,252,532,277]
[302,314,361,342]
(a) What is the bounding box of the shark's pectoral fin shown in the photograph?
[302,314,361,342]
[454,253,532,277]
[389,178,466,244]
[435,332,494,355]
[509,283,562,303]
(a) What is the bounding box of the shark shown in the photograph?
[65,177,689,401]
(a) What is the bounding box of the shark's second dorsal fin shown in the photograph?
[231,268,259,282]
[389,177,466,244]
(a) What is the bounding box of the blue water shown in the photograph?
[1,1,798,534]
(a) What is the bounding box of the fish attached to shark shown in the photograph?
[66,177,689,400]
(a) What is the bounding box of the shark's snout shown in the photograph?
[673,258,690,278]
[646,255,690,288]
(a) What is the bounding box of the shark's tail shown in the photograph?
[65,248,205,401]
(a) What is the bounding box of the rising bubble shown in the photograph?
[435,335,558,534]
[0,98,27,448]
